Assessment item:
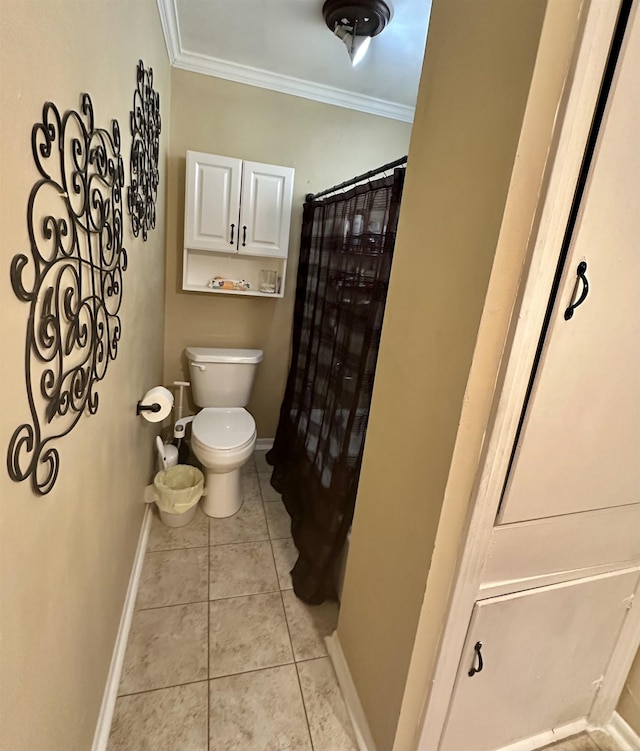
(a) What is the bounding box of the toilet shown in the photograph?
[185,346,263,518]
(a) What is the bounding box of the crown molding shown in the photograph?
[156,0,180,64]
[155,0,414,123]
[173,50,414,122]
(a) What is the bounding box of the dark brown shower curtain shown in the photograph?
[266,165,405,604]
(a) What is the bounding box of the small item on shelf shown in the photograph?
[208,276,251,291]
[259,269,277,294]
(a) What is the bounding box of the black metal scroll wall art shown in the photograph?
[127,60,161,240]
[7,94,127,495]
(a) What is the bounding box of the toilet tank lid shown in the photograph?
[186,347,263,364]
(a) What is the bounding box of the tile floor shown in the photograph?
[106,450,627,751]
[108,450,358,751]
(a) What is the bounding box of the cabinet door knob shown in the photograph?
[564,261,589,320]
[229,224,235,245]
[242,225,247,247]
[468,641,484,677]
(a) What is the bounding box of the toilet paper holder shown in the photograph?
[136,386,174,423]
[136,401,162,415]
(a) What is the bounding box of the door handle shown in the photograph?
[564,261,589,320]
[242,225,247,247]
[468,641,484,677]
[229,223,235,245]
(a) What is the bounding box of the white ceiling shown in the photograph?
[157,0,432,122]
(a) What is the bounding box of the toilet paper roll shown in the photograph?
[138,386,174,423]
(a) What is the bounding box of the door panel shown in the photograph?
[239,161,294,257]
[184,151,241,252]
[481,504,640,596]
[499,6,640,524]
[440,569,639,751]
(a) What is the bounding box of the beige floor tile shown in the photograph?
[147,506,209,553]
[108,682,208,751]
[118,602,208,695]
[136,547,209,610]
[588,729,625,751]
[241,471,262,502]
[282,589,338,661]
[254,449,271,473]
[209,501,268,546]
[241,453,257,475]
[542,733,600,750]
[209,541,278,599]
[209,592,293,678]
[208,665,312,751]
[258,472,281,502]
[264,500,291,539]
[271,537,297,589]
[297,657,358,751]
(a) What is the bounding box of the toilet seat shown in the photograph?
[192,408,256,450]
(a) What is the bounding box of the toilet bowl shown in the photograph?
[185,346,263,518]
[191,407,257,517]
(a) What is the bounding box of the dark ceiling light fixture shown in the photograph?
[322,0,392,66]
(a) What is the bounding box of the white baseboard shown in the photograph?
[606,711,640,751]
[91,505,152,751]
[255,438,274,451]
[492,720,588,751]
[421,714,638,751]
[325,631,378,751]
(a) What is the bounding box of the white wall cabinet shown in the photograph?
[183,151,295,297]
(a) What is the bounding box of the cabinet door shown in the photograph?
[499,5,640,524]
[184,151,241,252]
[238,161,294,258]
[440,569,639,751]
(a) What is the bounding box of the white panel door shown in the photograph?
[439,569,639,751]
[499,6,640,524]
[184,151,241,252]
[238,161,294,257]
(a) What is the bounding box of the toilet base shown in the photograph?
[200,468,242,518]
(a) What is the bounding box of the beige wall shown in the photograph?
[0,3,170,749]
[163,70,412,437]
[336,1,561,748]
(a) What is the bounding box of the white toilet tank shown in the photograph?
[185,347,263,408]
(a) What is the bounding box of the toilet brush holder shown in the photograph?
[156,436,178,472]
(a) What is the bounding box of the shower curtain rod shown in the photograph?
[305,155,407,203]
